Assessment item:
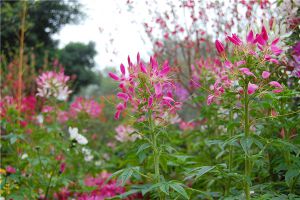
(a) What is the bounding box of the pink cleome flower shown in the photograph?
[36,71,71,101]
[109,53,182,121]
[115,124,139,142]
[70,97,102,118]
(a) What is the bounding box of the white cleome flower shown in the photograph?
[82,147,93,161]
[76,134,88,145]
[21,153,28,159]
[68,127,88,145]
[69,127,79,140]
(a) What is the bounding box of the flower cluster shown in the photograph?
[70,97,102,118]
[115,124,139,142]
[68,127,88,145]
[78,171,126,200]
[207,26,285,105]
[179,121,196,131]
[36,71,71,101]
[109,53,182,122]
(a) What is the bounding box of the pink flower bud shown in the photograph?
[247,30,254,43]
[239,68,255,76]
[6,166,16,174]
[261,26,268,41]
[262,71,271,79]
[247,83,258,95]
[109,72,119,81]
[120,64,126,75]
[215,40,225,54]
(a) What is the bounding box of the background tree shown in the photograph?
[57,42,99,94]
[1,0,83,62]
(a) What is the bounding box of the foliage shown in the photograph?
[1,1,300,200]
[57,42,99,94]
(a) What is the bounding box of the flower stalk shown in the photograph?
[17,1,26,124]
[244,82,251,200]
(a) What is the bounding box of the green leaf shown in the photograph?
[170,182,189,199]
[141,183,160,195]
[117,168,133,186]
[285,168,300,183]
[159,182,169,195]
[240,137,253,155]
[185,166,215,180]
[136,143,150,155]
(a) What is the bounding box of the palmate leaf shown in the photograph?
[136,143,151,155]
[169,181,189,199]
[105,166,139,186]
[240,136,253,155]
[117,168,133,186]
[159,182,170,195]
[185,166,215,181]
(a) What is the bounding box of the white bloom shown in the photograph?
[68,127,88,145]
[82,148,93,161]
[69,127,79,140]
[76,134,88,145]
[57,87,71,101]
[21,153,28,159]
[36,114,44,124]
[36,71,71,101]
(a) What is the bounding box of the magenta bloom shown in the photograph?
[239,68,255,76]
[262,71,271,79]
[247,30,254,44]
[247,83,258,95]
[109,53,181,122]
[207,94,215,105]
[59,163,66,174]
[6,165,16,174]
[70,97,102,118]
[227,33,243,46]
[269,81,283,93]
[179,121,195,131]
[80,171,127,200]
[58,111,69,123]
[215,40,225,54]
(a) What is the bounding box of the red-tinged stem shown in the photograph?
[17,1,27,124]
[244,83,251,200]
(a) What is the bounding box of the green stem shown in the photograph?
[44,163,58,199]
[226,111,233,196]
[153,133,160,183]
[244,84,251,200]
[149,112,162,199]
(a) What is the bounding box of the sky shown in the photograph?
[52,0,265,71]
[53,0,153,71]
